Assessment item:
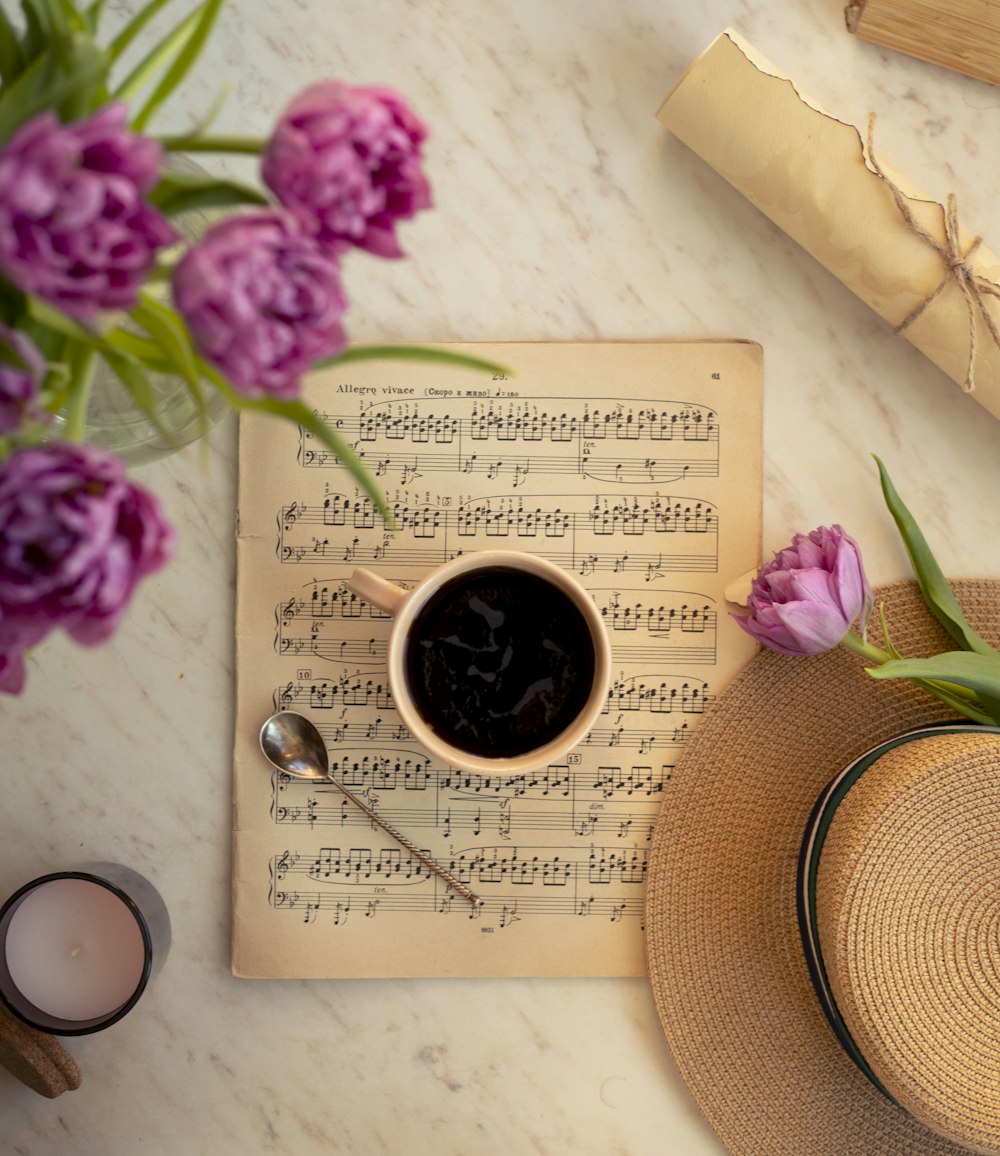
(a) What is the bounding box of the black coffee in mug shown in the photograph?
[404,566,598,759]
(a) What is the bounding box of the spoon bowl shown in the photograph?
[259,711,330,781]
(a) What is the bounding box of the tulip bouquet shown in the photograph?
[0,0,502,695]
[734,456,1000,726]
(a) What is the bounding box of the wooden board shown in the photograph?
[846,0,1000,86]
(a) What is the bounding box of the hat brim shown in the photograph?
[645,580,999,1156]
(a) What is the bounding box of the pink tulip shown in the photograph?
[0,443,174,694]
[734,525,872,656]
[0,105,176,318]
[172,209,347,399]
[262,81,431,259]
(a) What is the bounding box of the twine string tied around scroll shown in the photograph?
[866,114,1000,392]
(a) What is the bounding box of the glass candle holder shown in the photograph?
[0,863,170,1036]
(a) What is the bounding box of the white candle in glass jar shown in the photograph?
[3,878,146,1022]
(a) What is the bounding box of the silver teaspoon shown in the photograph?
[259,711,483,909]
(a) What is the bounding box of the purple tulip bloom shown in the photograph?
[262,81,431,258]
[0,323,47,434]
[0,105,177,318]
[172,209,347,399]
[0,443,174,693]
[0,629,27,694]
[734,524,873,657]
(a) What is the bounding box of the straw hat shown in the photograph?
[645,580,1000,1155]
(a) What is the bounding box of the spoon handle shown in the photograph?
[328,777,484,909]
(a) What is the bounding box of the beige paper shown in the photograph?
[658,29,1000,420]
[232,341,762,978]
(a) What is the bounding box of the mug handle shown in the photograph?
[347,568,409,616]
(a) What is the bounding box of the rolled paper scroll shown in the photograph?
[657,30,1000,420]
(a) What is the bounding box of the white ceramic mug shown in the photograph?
[347,551,611,774]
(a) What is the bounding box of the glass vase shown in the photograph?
[78,361,228,466]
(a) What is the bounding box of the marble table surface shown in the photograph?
[6,0,1000,1152]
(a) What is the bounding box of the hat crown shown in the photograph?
[815,731,1000,1155]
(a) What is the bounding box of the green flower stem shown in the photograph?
[158,135,267,154]
[62,349,97,442]
[839,630,890,666]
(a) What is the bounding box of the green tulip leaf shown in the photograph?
[903,679,995,726]
[0,33,107,143]
[876,602,901,660]
[147,170,268,217]
[130,0,225,131]
[874,454,996,657]
[99,346,180,446]
[107,0,176,62]
[112,0,204,107]
[45,0,88,37]
[18,0,50,60]
[83,0,106,35]
[317,345,513,378]
[132,294,199,374]
[103,327,172,367]
[26,294,99,344]
[0,12,24,85]
[867,651,1000,724]
[202,362,392,527]
[131,294,204,400]
[100,349,157,412]
[258,399,392,529]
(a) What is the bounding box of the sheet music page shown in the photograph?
[232,341,762,977]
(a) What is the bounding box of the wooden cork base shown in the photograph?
[0,1001,81,1098]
